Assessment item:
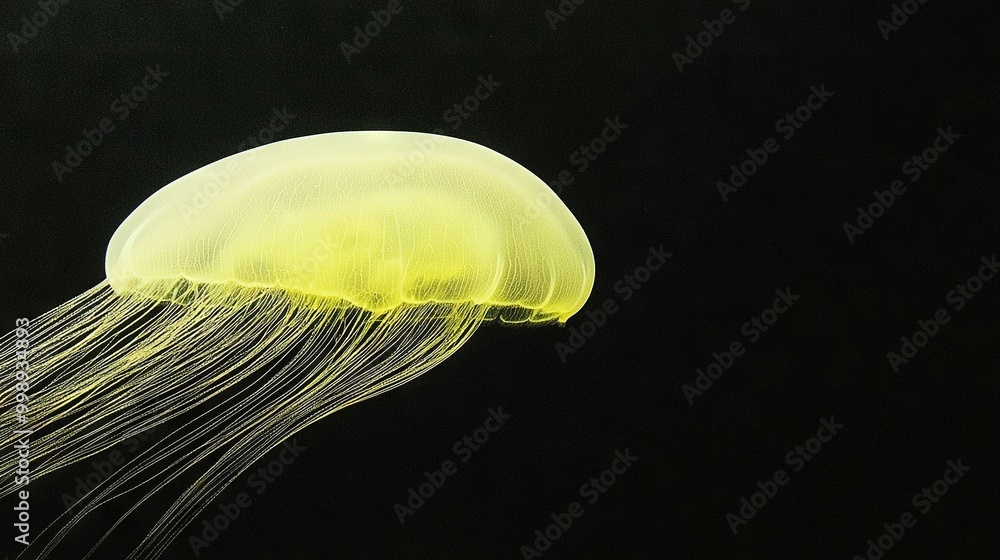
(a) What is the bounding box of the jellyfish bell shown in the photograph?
[2,131,594,559]
[107,131,593,320]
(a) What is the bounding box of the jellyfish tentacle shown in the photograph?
[16,295,485,560]
[130,302,486,559]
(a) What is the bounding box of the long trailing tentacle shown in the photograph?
[4,281,486,559]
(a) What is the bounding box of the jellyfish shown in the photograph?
[1,131,594,559]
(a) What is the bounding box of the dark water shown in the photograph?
[1,1,997,559]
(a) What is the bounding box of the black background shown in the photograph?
[1,1,998,559]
